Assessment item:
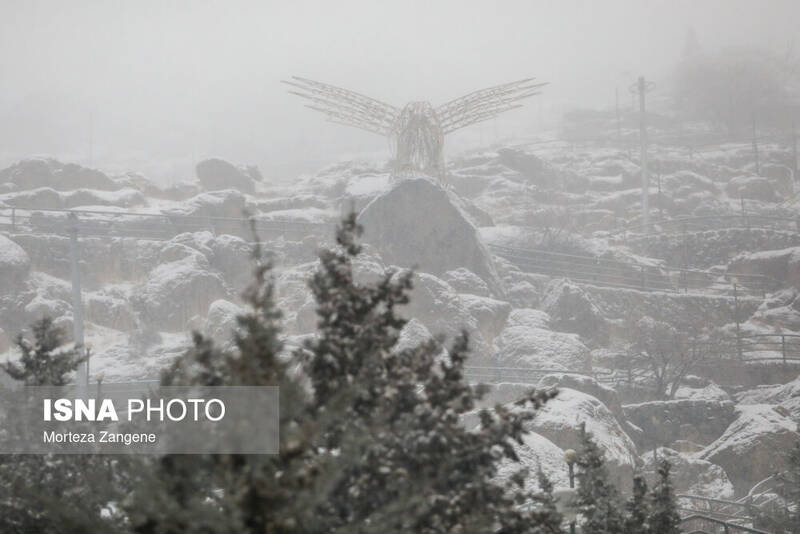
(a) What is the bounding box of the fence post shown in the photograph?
[733,283,742,359]
[68,213,88,387]
[740,195,749,229]
[782,334,787,365]
[752,112,760,176]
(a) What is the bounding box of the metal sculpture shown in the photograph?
[284,76,546,178]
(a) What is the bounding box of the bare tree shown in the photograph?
[625,317,720,400]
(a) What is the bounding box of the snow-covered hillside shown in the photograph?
[1,136,798,507]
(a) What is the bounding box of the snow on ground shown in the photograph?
[1,136,799,503]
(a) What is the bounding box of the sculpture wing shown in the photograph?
[283,76,400,136]
[436,78,547,134]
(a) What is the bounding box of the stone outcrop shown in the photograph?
[642,447,734,499]
[358,176,502,295]
[0,159,119,191]
[528,388,639,489]
[699,405,800,494]
[195,158,257,194]
[0,235,30,292]
[623,399,736,448]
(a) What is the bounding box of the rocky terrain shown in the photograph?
[1,134,798,510]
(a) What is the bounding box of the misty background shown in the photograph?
[1,0,798,183]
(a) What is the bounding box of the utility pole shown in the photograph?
[793,118,798,182]
[733,282,742,359]
[751,113,760,176]
[68,213,88,386]
[630,76,654,230]
[656,160,662,219]
[615,87,621,143]
[88,112,94,168]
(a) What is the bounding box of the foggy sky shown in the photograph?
[1,0,798,183]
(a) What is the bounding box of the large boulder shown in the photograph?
[540,280,608,343]
[727,247,800,288]
[736,375,800,405]
[62,188,145,209]
[642,447,735,499]
[493,308,590,370]
[195,158,256,194]
[699,405,800,494]
[0,235,31,292]
[401,273,494,358]
[196,234,254,291]
[204,299,244,346]
[442,267,492,297]
[0,159,118,191]
[0,187,63,209]
[86,291,137,331]
[358,176,502,295]
[529,388,639,489]
[166,190,248,220]
[623,399,736,448]
[725,175,778,202]
[132,254,229,331]
[497,432,570,491]
[539,374,625,422]
[747,289,800,331]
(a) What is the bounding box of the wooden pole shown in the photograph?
[68,213,88,386]
[638,77,650,230]
[792,118,798,181]
[615,87,621,143]
[752,113,760,176]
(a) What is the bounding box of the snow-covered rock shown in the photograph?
[728,247,800,288]
[529,388,639,488]
[642,447,734,499]
[458,294,511,346]
[393,319,434,353]
[86,291,137,331]
[725,176,779,202]
[23,294,70,323]
[493,309,590,370]
[358,176,502,295]
[401,272,493,357]
[699,404,800,494]
[736,376,800,405]
[540,280,608,343]
[132,254,229,331]
[442,267,492,297]
[538,374,625,423]
[0,327,9,353]
[0,186,63,208]
[673,379,732,403]
[0,235,30,292]
[165,189,248,219]
[195,158,257,194]
[623,399,736,448]
[62,188,145,209]
[0,159,119,191]
[204,299,244,345]
[497,431,570,491]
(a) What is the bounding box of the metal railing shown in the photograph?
[679,514,767,534]
[489,244,778,297]
[0,206,327,241]
[610,214,800,238]
[462,366,605,384]
[734,333,800,363]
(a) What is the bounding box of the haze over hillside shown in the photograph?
[0,0,798,181]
